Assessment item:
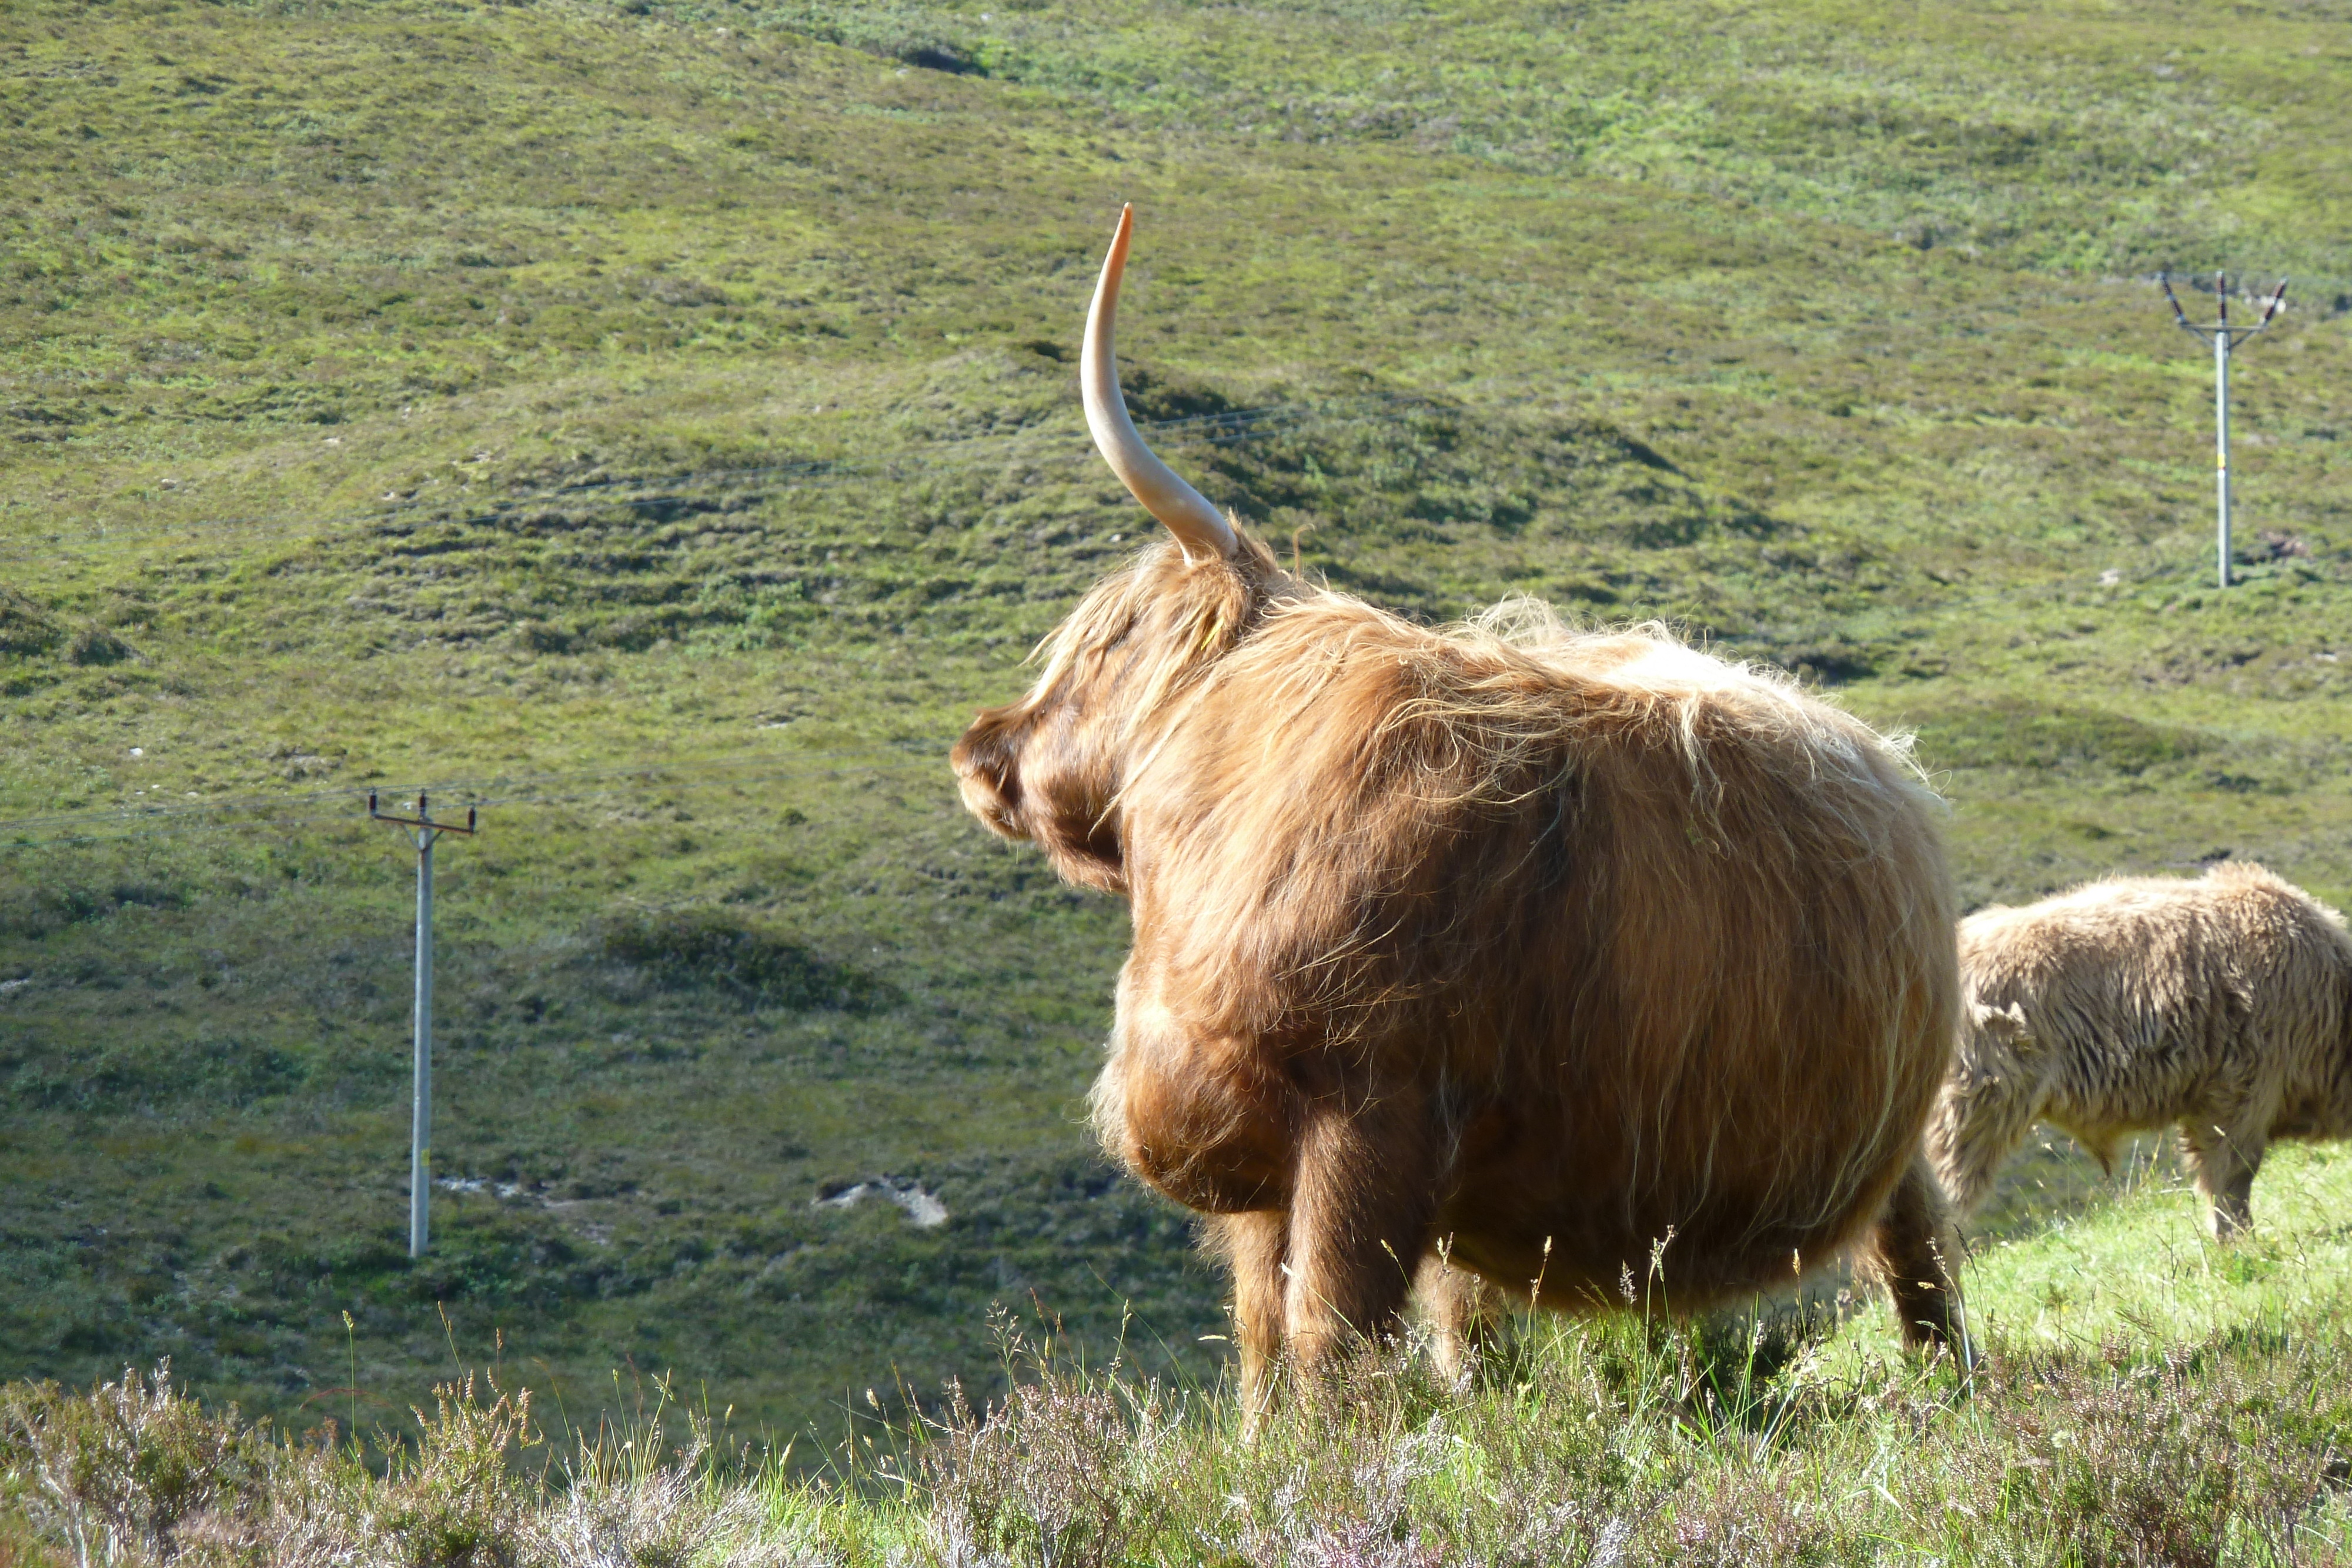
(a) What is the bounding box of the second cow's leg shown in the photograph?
[2181,1116,2267,1240]
[1858,1148,1973,1366]
[1281,1089,1436,1378]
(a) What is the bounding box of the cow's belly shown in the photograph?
[1093,1031,1293,1213]
[1436,1098,1915,1309]
[1439,1189,1888,1310]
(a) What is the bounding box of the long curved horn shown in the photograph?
[1081,205,1237,563]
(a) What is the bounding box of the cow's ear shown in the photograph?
[1972,1001,2030,1044]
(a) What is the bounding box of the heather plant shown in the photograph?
[526,1396,821,1568]
[17,1174,2344,1568]
[0,1368,831,1568]
[344,1376,539,1568]
[879,1297,2352,1564]
[7,1290,2352,1565]
[0,1364,266,1568]
[921,1374,1171,1568]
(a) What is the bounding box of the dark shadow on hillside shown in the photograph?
[1913,699,2209,775]
[589,910,900,1013]
[0,876,191,941]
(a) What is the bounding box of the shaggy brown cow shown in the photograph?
[1932,861,2352,1239]
[953,207,1969,1410]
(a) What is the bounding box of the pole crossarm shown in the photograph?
[2162,272,2288,344]
[368,790,479,835]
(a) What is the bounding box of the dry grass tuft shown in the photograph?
[0,1368,819,1568]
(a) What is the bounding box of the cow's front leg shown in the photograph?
[1281,1086,1437,1379]
[1203,1210,1288,1435]
[2181,1116,2266,1240]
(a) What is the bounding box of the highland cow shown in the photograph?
[1933,861,2352,1239]
[952,206,1970,1412]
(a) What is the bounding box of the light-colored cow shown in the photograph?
[1933,861,2352,1238]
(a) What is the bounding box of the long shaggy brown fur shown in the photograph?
[1932,861,2352,1239]
[954,533,1966,1407]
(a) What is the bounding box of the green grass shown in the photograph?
[4,0,2352,1453]
[1962,1142,2352,1351]
[9,1141,2352,1564]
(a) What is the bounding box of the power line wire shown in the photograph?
[14,340,2343,569]
[2,500,2288,854]
[0,743,950,850]
[0,392,1435,564]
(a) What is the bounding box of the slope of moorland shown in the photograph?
[2,0,2350,1449]
[8,1145,2352,1564]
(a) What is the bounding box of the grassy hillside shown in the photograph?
[4,0,2351,1449]
[9,1144,2352,1564]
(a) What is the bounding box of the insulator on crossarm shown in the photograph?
[2160,273,2190,327]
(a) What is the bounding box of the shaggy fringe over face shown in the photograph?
[954,527,1964,1385]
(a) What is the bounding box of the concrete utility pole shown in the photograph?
[2162,272,2288,589]
[368,791,477,1258]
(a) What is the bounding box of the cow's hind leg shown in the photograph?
[1202,1211,1288,1434]
[2180,1117,2266,1241]
[1858,1149,1973,1366]
[1282,1091,1436,1381]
